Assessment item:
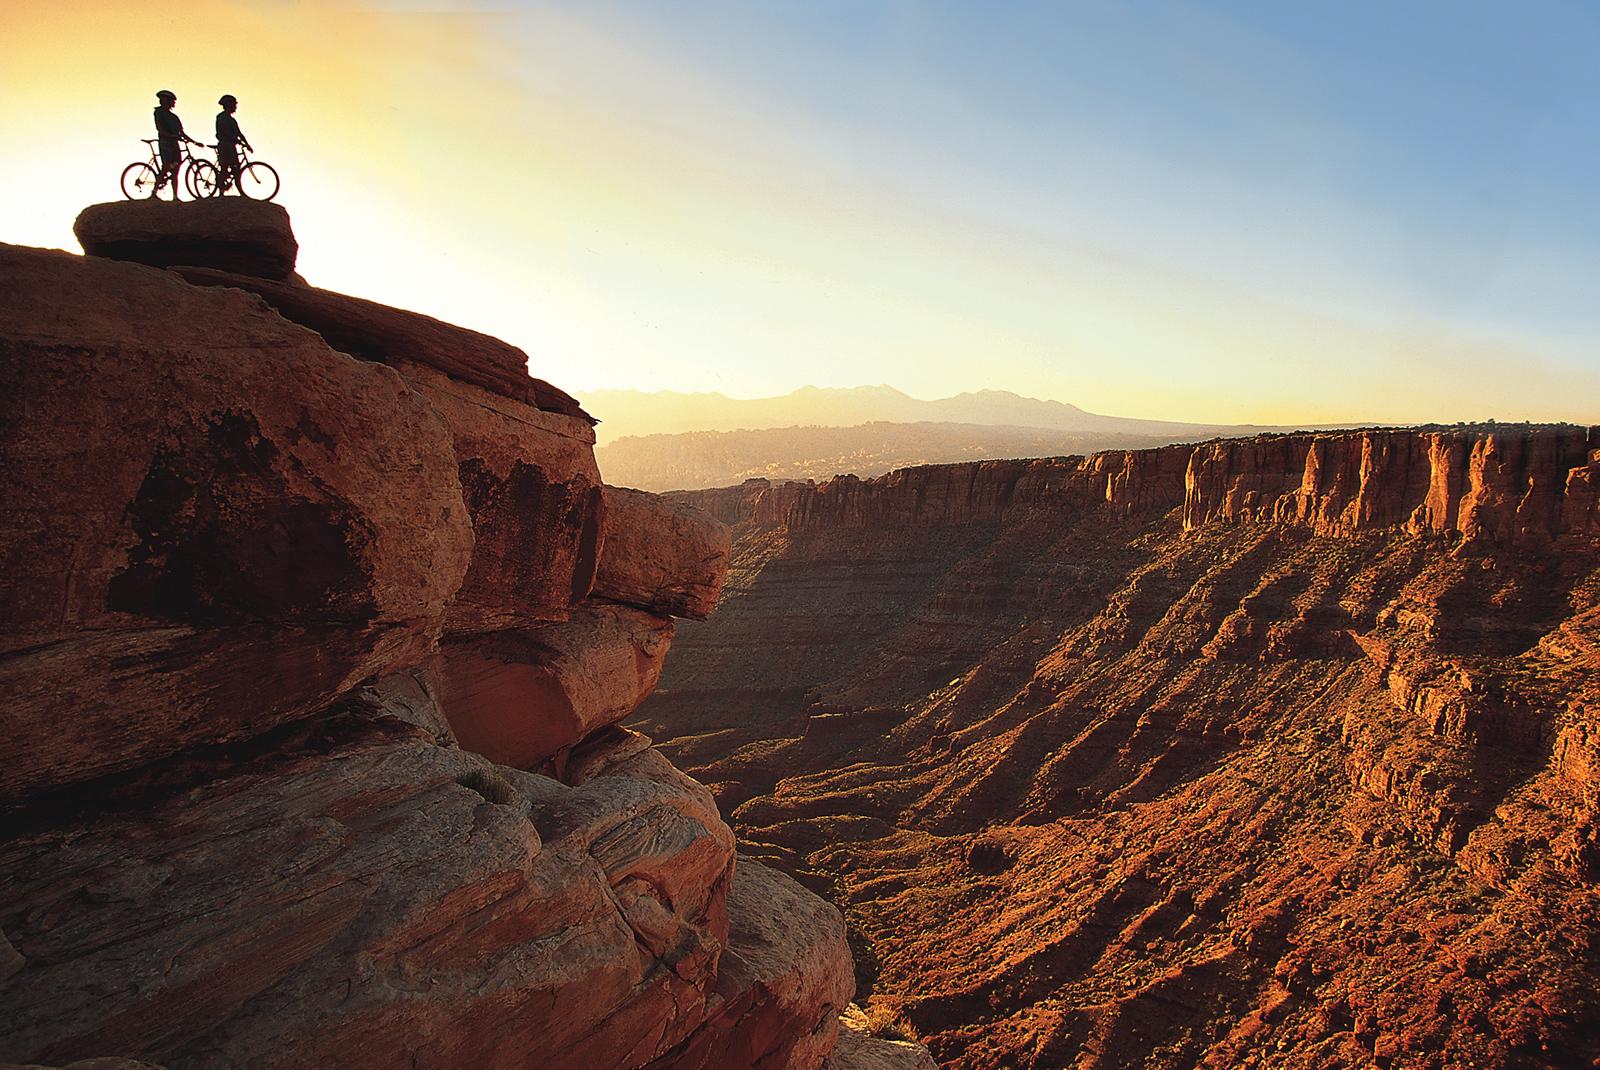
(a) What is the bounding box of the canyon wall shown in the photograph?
[0,201,907,1070]
[636,429,1600,1068]
[715,426,1600,541]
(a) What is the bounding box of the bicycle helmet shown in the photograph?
[219,94,237,106]
[157,89,176,102]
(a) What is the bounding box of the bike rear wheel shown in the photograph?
[188,160,220,200]
[238,161,280,201]
[120,162,160,200]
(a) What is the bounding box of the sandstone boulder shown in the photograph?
[0,244,472,799]
[74,200,297,279]
[432,603,673,770]
[595,486,731,620]
[0,727,737,1069]
[643,857,854,1070]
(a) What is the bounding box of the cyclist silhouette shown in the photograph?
[152,90,201,199]
[215,94,253,194]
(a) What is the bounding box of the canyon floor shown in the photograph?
[632,442,1600,1069]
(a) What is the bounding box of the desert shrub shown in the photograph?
[457,768,518,805]
[862,997,921,1044]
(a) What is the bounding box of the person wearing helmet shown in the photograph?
[153,90,201,199]
[215,94,252,194]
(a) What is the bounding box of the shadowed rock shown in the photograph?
[400,361,604,632]
[0,244,472,800]
[74,200,298,280]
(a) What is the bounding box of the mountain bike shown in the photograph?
[188,143,280,201]
[120,139,209,200]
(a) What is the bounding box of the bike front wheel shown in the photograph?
[238,161,280,201]
[188,160,220,200]
[121,162,160,200]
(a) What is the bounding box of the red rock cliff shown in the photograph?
[0,202,868,1070]
[686,426,1600,547]
[1183,426,1600,543]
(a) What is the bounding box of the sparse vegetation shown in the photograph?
[861,996,921,1044]
[457,767,518,805]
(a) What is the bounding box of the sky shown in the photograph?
[2,0,1597,426]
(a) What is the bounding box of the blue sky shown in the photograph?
[573,0,1600,338]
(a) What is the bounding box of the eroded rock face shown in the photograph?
[0,724,736,1070]
[676,427,1600,547]
[643,858,854,1070]
[432,603,673,770]
[596,486,731,620]
[74,200,298,279]
[167,269,607,631]
[405,362,605,632]
[1182,426,1600,543]
[0,244,472,799]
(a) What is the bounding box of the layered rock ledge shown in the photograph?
[684,424,1600,545]
[0,204,873,1068]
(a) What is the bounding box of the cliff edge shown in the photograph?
[0,202,876,1069]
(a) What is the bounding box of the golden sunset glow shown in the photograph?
[3,1,1596,428]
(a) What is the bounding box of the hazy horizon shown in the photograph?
[4,1,1598,427]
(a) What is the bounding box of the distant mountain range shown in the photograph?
[584,385,1288,446]
[587,386,1336,492]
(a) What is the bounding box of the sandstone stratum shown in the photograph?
[0,200,933,1069]
[637,435,1600,1068]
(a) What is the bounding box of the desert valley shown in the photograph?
[636,439,1600,1067]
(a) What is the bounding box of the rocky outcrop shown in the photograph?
[0,244,472,799]
[642,858,854,1070]
[73,200,297,280]
[399,360,604,632]
[432,603,673,770]
[0,210,855,1069]
[0,724,738,1069]
[167,268,605,632]
[595,487,731,620]
[640,426,1600,1067]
